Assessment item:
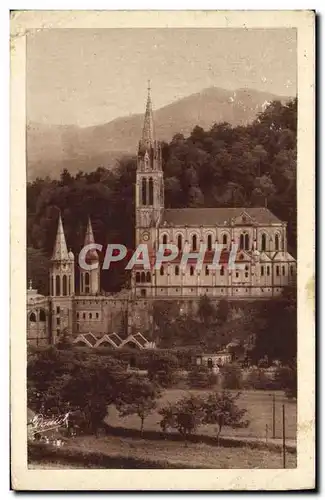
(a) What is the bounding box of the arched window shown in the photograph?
[267,266,270,276]
[85,272,90,286]
[290,265,294,276]
[89,313,92,319]
[244,234,249,250]
[148,177,154,205]
[62,275,67,296]
[222,234,228,246]
[205,265,209,276]
[141,272,146,283]
[239,234,244,250]
[146,272,151,282]
[55,275,60,296]
[50,276,54,296]
[261,233,267,252]
[177,234,182,251]
[192,234,197,251]
[275,234,280,251]
[141,178,147,205]
[29,312,36,323]
[282,266,286,276]
[207,234,212,251]
[160,266,165,276]
[68,276,71,295]
[276,265,280,277]
[175,265,179,276]
[261,266,264,276]
[136,272,140,283]
[162,234,168,245]
[190,266,194,276]
[245,265,249,278]
[39,309,46,322]
[220,266,224,276]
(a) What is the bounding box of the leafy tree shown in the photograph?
[198,294,216,326]
[159,394,205,445]
[188,365,219,389]
[116,376,161,435]
[203,390,249,443]
[147,352,179,388]
[221,363,243,390]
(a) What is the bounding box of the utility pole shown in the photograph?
[282,404,286,468]
[272,394,276,439]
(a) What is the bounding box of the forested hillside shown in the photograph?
[27,99,297,295]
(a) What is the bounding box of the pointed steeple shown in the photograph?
[51,213,69,261]
[84,217,99,262]
[141,80,154,148]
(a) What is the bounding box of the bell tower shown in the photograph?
[49,213,75,342]
[135,82,164,241]
[79,217,100,295]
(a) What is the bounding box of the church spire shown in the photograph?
[141,80,154,148]
[51,213,69,261]
[84,217,99,262]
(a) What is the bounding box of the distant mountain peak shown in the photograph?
[27,86,293,180]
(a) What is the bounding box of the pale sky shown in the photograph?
[27,28,297,127]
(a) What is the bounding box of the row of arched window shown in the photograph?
[141,177,154,206]
[51,275,72,297]
[29,309,46,323]
[159,232,282,252]
[76,312,100,320]
[161,233,228,251]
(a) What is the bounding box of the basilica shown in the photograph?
[27,85,296,346]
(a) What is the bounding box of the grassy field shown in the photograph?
[106,389,297,441]
[30,434,296,469]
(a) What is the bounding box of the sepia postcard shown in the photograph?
[10,10,315,491]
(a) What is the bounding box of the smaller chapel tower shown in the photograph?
[49,213,75,342]
[135,82,164,235]
[79,217,100,295]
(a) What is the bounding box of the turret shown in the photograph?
[79,217,100,295]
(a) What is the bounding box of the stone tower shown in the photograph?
[135,82,164,241]
[79,217,100,295]
[49,213,75,342]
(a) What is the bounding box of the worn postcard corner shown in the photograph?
[10,10,315,492]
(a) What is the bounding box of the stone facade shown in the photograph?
[27,85,296,346]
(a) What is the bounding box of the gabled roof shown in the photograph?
[120,333,150,350]
[133,332,149,347]
[161,207,282,227]
[270,251,296,262]
[51,213,70,261]
[259,252,272,262]
[95,332,123,349]
[73,333,97,348]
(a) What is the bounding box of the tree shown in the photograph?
[147,352,179,388]
[198,294,216,326]
[116,376,161,435]
[188,365,219,389]
[159,394,205,445]
[203,390,249,443]
[221,363,243,390]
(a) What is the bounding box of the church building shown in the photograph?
[27,84,296,346]
[132,85,296,298]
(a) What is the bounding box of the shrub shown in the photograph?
[221,363,243,390]
[147,352,179,388]
[188,365,220,389]
[245,368,275,390]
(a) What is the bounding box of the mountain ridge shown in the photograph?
[27,86,293,180]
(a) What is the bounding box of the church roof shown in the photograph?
[51,213,70,261]
[161,207,282,226]
[84,217,99,262]
[140,81,154,149]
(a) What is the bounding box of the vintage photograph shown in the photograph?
[10,10,315,490]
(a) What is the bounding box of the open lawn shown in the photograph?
[30,434,296,469]
[106,389,297,441]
